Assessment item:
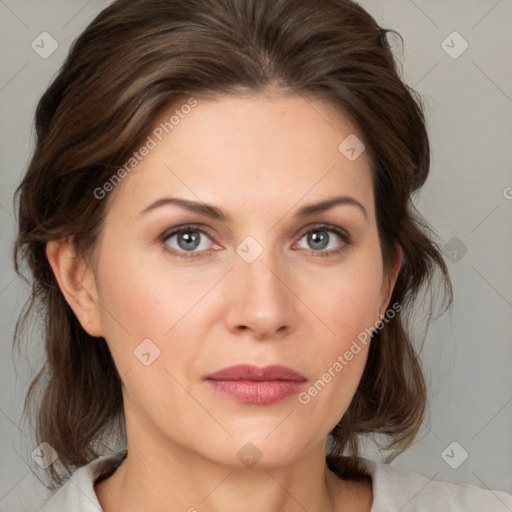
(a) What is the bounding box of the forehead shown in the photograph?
[105,93,374,221]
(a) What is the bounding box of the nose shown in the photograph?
[224,246,296,340]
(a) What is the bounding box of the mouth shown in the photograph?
[204,364,307,404]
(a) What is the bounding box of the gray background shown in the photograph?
[1,0,511,510]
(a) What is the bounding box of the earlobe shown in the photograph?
[46,238,104,337]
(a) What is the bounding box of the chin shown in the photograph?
[195,430,319,470]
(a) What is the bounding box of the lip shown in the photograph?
[205,364,307,404]
[206,364,307,382]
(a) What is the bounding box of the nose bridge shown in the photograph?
[236,234,287,301]
[225,233,294,336]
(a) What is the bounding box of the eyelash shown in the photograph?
[159,223,352,260]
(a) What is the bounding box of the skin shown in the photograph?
[47,92,402,512]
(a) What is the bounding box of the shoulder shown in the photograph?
[358,456,512,512]
[40,450,127,512]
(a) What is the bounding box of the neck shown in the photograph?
[94,404,372,512]
[98,445,344,512]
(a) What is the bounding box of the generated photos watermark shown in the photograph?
[93,97,198,200]
[298,301,402,405]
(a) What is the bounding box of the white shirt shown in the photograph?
[40,449,512,511]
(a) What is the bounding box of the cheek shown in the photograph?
[296,272,377,429]
[302,250,383,339]
[93,252,201,414]
[92,244,166,368]
[293,245,383,407]
[95,244,189,335]
[94,245,215,382]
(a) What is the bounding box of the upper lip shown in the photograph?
[205,364,307,382]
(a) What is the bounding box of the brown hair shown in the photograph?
[13,0,452,490]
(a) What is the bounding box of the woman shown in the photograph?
[13,0,512,510]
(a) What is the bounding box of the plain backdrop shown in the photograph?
[1,0,511,510]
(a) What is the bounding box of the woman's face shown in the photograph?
[85,93,400,467]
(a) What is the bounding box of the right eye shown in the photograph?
[160,224,218,259]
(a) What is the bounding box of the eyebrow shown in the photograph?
[138,195,368,221]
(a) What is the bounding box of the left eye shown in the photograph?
[296,226,349,254]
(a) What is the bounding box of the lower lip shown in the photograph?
[205,379,305,404]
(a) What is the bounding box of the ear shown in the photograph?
[46,238,104,337]
[379,241,403,315]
